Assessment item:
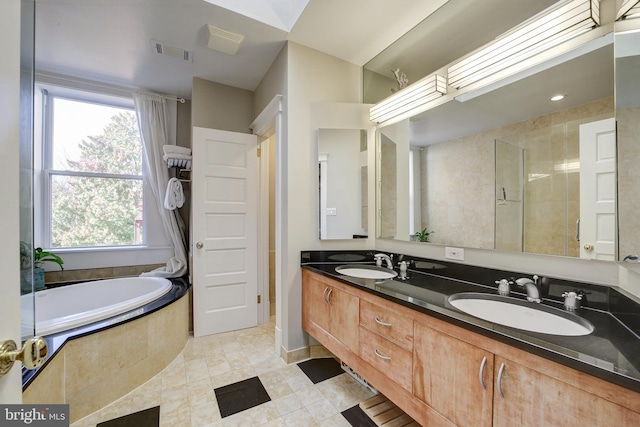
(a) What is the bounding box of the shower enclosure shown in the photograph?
[495,140,524,252]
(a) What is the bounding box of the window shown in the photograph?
[42,87,144,248]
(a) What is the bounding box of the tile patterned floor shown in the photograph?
[71,317,377,427]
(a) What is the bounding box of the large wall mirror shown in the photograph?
[616,17,640,268]
[371,0,620,261]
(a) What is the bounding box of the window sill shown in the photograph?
[41,246,174,271]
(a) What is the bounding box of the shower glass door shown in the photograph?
[495,139,524,252]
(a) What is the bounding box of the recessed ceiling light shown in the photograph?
[550,94,566,101]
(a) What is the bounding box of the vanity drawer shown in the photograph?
[360,299,414,350]
[359,326,413,393]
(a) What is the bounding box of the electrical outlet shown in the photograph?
[445,246,464,261]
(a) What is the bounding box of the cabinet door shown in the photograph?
[301,271,359,352]
[302,271,330,333]
[493,356,640,427]
[414,322,494,427]
[326,285,359,352]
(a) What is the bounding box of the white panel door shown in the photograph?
[579,118,616,261]
[192,127,259,337]
[0,0,23,402]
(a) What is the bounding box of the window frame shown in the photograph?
[34,80,173,270]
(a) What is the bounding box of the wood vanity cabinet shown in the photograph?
[301,269,640,427]
[301,269,359,352]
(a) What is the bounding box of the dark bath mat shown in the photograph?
[214,376,271,418]
[97,406,160,427]
[297,357,344,384]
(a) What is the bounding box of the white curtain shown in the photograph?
[133,93,187,278]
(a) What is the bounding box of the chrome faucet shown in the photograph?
[495,278,511,296]
[374,253,394,269]
[515,275,540,303]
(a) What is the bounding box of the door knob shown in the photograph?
[584,244,594,252]
[0,337,48,376]
[196,242,204,249]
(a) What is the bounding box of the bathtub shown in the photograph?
[23,276,189,422]
[21,277,172,336]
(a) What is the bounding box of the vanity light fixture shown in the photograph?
[617,0,640,20]
[448,0,600,91]
[370,74,447,123]
[550,94,566,101]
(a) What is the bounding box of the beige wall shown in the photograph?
[253,46,288,120]
[284,42,366,351]
[255,41,369,354]
[176,100,192,148]
[176,100,192,236]
[192,77,254,133]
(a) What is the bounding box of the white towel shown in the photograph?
[163,152,192,169]
[162,145,191,156]
[166,158,192,169]
[164,178,185,210]
[163,152,192,161]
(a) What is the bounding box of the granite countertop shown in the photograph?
[301,251,640,394]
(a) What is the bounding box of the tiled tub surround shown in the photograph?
[22,277,190,424]
[43,264,166,285]
[301,251,640,393]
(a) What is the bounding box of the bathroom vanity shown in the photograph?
[301,251,640,427]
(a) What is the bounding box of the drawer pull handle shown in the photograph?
[374,316,393,327]
[478,356,487,389]
[374,348,391,360]
[497,362,505,398]
[322,287,329,304]
[326,288,333,305]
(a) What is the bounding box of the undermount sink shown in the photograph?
[448,292,594,336]
[335,265,398,280]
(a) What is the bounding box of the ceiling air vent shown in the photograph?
[206,24,244,56]
[151,40,193,62]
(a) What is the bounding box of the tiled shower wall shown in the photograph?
[618,105,640,259]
